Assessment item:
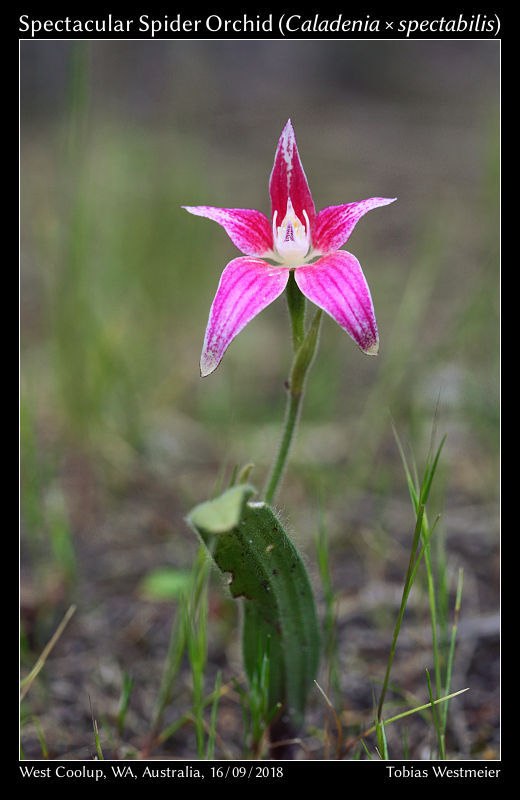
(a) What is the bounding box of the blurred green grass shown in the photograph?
[20,41,499,595]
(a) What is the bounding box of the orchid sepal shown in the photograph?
[312,197,397,255]
[200,257,290,377]
[183,205,275,258]
[293,250,379,355]
[269,119,316,235]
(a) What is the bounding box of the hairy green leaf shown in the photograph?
[187,484,320,733]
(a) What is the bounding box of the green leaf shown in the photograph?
[138,567,193,601]
[189,484,256,533]
[187,484,320,734]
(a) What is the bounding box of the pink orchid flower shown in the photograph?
[184,120,395,377]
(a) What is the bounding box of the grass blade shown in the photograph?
[20,605,76,699]
[426,668,445,759]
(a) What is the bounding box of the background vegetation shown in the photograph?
[20,40,499,760]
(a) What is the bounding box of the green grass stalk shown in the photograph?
[392,423,447,698]
[20,605,76,699]
[440,568,464,735]
[341,688,469,758]
[426,668,445,759]
[205,671,222,760]
[117,672,135,739]
[32,716,49,759]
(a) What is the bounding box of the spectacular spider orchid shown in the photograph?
[184,120,395,377]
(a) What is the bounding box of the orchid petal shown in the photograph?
[269,119,315,234]
[294,251,379,355]
[312,197,396,254]
[183,206,274,257]
[200,258,290,376]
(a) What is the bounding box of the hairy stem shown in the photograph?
[264,389,302,506]
[264,276,322,506]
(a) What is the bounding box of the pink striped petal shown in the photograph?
[312,197,396,254]
[183,206,274,256]
[269,120,315,233]
[201,258,290,376]
[294,251,379,355]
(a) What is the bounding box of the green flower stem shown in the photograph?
[285,269,306,350]
[264,274,322,505]
[264,390,302,506]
